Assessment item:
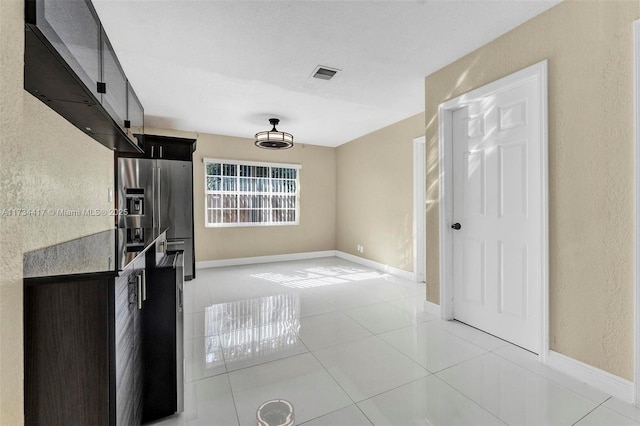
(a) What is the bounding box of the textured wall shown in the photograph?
[1,0,115,421]
[145,127,336,261]
[425,0,640,380]
[0,0,26,423]
[21,94,114,251]
[336,113,425,273]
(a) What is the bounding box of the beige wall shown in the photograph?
[21,94,114,251]
[425,0,640,380]
[145,127,336,261]
[336,113,425,272]
[1,0,115,421]
[1,0,26,422]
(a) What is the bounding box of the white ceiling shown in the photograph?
[92,0,560,147]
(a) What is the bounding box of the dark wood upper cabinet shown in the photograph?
[127,82,145,137]
[141,135,197,161]
[101,28,129,134]
[25,0,144,153]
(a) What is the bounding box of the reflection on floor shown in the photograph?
[150,257,640,426]
[250,264,384,289]
[208,294,301,366]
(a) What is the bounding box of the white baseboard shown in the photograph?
[546,350,634,403]
[196,250,336,269]
[334,251,415,281]
[423,300,441,317]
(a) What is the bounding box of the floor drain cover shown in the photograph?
[257,399,295,426]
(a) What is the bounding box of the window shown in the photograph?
[204,158,300,227]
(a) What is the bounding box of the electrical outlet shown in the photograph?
[360,245,364,253]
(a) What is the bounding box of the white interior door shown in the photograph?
[452,78,542,353]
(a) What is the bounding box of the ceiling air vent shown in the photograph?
[311,65,340,80]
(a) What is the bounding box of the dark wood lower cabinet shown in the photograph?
[142,263,178,422]
[25,256,145,425]
[24,278,110,425]
[114,259,144,426]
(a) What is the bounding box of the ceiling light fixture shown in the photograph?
[254,118,293,150]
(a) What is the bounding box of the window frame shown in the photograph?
[203,158,301,228]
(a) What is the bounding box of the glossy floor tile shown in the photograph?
[296,293,338,318]
[298,311,372,350]
[348,280,424,303]
[387,294,439,323]
[184,336,226,382]
[221,326,309,372]
[182,374,240,425]
[437,352,598,425]
[575,405,640,425]
[184,311,207,340]
[344,300,429,334]
[228,353,352,425]
[604,397,640,423]
[183,280,212,314]
[492,344,611,404]
[300,404,372,425]
[313,335,428,401]
[379,321,487,372]
[168,257,640,425]
[311,285,386,310]
[429,318,510,351]
[357,375,506,425]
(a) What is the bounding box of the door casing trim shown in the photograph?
[413,136,427,283]
[437,60,549,362]
[633,19,640,406]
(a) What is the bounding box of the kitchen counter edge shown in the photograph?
[23,228,167,284]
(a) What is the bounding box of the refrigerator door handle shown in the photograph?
[152,165,156,228]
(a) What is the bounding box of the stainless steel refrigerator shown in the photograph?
[118,157,195,279]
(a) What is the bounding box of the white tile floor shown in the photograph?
[151,257,640,426]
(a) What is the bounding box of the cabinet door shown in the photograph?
[127,82,144,145]
[114,260,144,426]
[25,279,110,425]
[161,143,193,161]
[114,269,136,426]
[101,29,128,131]
[142,260,179,422]
[30,0,101,101]
[144,142,193,161]
[132,258,146,424]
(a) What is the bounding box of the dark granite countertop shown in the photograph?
[23,227,167,280]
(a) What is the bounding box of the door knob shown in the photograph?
[451,223,461,230]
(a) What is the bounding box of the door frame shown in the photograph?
[413,136,427,283]
[438,60,549,361]
[633,19,640,406]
